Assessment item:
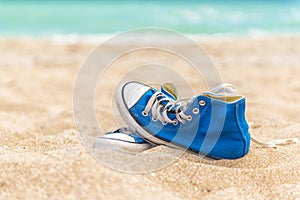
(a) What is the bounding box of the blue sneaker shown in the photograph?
[93,127,153,153]
[93,82,179,153]
[116,81,251,159]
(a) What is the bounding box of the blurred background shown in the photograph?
[0,0,299,37]
[1,1,300,199]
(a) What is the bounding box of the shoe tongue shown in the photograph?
[161,82,178,100]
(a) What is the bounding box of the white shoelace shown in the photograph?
[142,83,298,148]
[250,135,298,148]
[142,91,192,125]
[216,84,298,148]
[213,84,299,148]
[248,122,298,148]
[142,83,235,125]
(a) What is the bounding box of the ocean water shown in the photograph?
[0,0,300,36]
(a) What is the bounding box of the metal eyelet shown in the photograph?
[152,117,158,122]
[199,100,206,106]
[192,108,199,114]
[187,115,193,121]
[142,111,148,116]
[173,120,178,125]
[162,121,168,125]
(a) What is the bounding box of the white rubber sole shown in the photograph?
[93,137,152,153]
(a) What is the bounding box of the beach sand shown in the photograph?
[0,36,299,199]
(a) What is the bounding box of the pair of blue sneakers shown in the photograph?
[94,81,297,159]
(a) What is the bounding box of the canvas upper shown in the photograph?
[117,81,251,159]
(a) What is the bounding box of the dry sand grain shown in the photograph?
[0,36,299,199]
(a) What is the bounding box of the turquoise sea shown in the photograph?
[0,0,300,36]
